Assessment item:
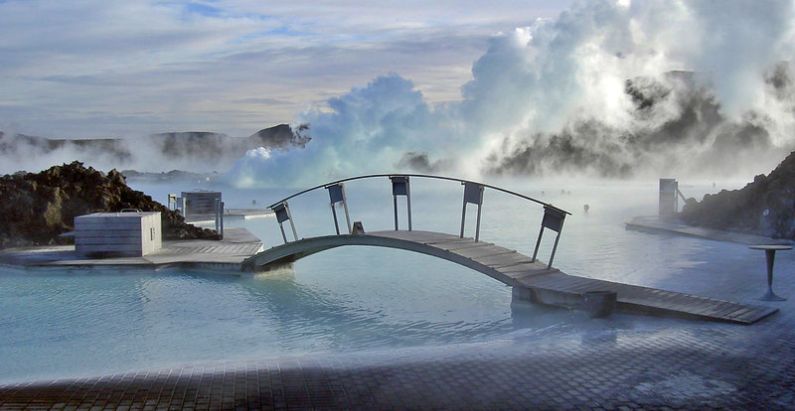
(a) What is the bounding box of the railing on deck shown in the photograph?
[266,174,572,268]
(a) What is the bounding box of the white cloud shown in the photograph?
[0,0,572,138]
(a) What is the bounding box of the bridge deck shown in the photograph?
[245,230,777,324]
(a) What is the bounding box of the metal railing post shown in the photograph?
[214,198,219,233]
[533,206,566,268]
[326,183,351,234]
[532,226,544,262]
[272,202,298,243]
[289,217,298,240]
[331,204,341,235]
[389,176,411,231]
[393,196,399,230]
[460,198,467,238]
[548,228,562,268]
[219,201,225,239]
[406,180,412,231]
[475,195,483,242]
[461,182,484,241]
[342,197,352,234]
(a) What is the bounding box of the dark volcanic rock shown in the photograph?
[248,123,311,149]
[147,131,229,160]
[680,151,795,239]
[0,162,218,249]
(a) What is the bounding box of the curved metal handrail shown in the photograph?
[264,173,571,268]
[267,173,570,214]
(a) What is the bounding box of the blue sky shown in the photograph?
[0,0,572,138]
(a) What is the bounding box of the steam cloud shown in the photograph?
[0,125,306,176]
[3,1,794,185]
[226,0,795,187]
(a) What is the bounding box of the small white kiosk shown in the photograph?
[74,211,162,257]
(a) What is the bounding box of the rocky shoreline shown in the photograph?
[0,162,218,249]
[680,151,795,239]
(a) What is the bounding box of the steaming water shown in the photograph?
[0,178,787,384]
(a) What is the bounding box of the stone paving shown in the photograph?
[1,313,794,410]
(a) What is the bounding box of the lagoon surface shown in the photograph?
[0,178,782,384]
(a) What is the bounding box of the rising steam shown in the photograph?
[226,0,795,187]
[3,1,794,185]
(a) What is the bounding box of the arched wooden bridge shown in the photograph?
[243,174,777,324]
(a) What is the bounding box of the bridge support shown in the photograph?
[532,206,567,269]
[512,286,615,317]
[390,176,412,231]
[272,202,298,243]
[326,183,352,235]
[460,182,485,242]
[512,286,581,307]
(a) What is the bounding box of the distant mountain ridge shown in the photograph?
[0,124,308,169]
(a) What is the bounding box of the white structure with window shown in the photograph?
[74,211,162,257]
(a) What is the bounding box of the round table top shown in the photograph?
[749,244,793,251]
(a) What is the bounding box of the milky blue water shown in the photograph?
[1,178,786,383]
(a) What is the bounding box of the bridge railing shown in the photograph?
[267,174,572,268]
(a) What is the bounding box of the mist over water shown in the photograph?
[0,177,769,383]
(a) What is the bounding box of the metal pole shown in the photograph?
[393,195,399,231]
[331,204,340,235]
[532,226,544,262]
[406,181,412,231]
[286,206,298,241]
[548,231,561,268]
[279,223,288,244]
[474,195,483,242]
[289,219,298,241]
[220,201,224,239]
[214,198,220,234]
[460,200,467,238]
[342,199,352,235]
[765,249,776,299]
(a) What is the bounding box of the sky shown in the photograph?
[3,0,795,183]
[0,0,572,138]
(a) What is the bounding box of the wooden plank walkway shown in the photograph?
[245,230,778,324]
[0,228,263,271]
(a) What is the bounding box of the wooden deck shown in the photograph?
[244,230,778,324]
[0,228,263,271]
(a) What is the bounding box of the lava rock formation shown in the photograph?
[0,162,218,248]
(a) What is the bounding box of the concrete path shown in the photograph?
[626,216,791,245]
[1,314,792,410]
[0,228,263,271]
